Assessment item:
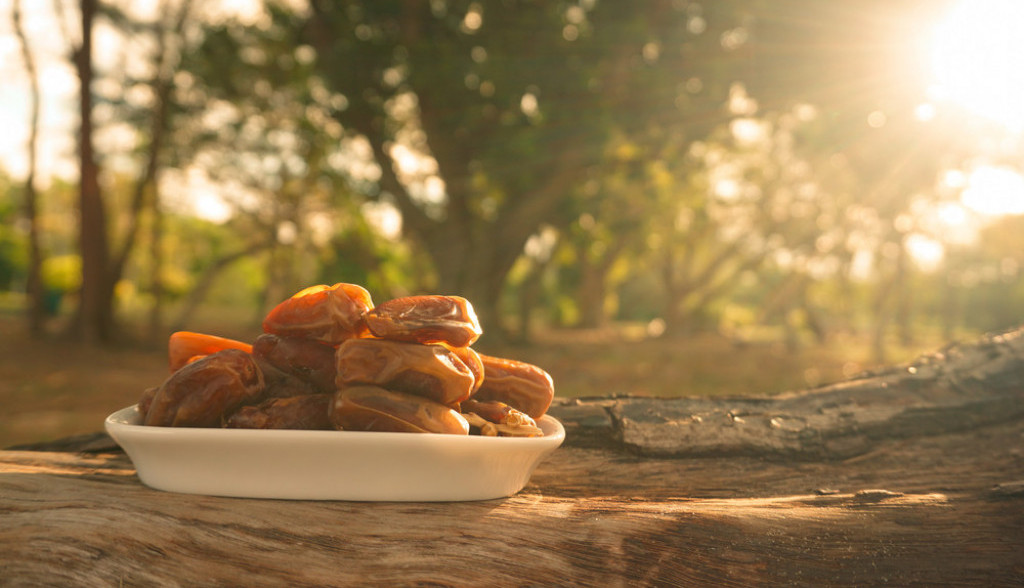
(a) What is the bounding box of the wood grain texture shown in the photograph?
[3,327,1024,586]
[552,326,1024,459]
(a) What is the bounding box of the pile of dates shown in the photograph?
[137,283,554,437]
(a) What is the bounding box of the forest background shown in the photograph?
[2,0,1023,447]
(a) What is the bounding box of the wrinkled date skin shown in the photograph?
[144,349,265,427]
[331,385,470,434]
[335,338,475,406]
[257,371,319,399]
[263,283,373,345]
[449,345,484,393]
[137,386,158,417]
[460,398,537,428]
[168,331,252,372]
[472,355,555,419]
[225,394,332,430]
[252,334,337,394]
[364,295,482,347]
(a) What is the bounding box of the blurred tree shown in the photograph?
[169,4,398,324]
[0,185,27,292]
[738,0,965,358]
[63,0,110,343]
[53,0,197,343]
[301,0,747,335]
[11,0,46,335]
[29,0,1014,349]
[137,0,195,338]
[948,215,1024,333]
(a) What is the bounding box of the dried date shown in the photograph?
[225,394,332,430]
[144,349,265,427]
[260,370,320,399]
[168,331,252,372]
[252,334,337,393]
[335,338,475,406]
[460,398,536,427]
[472,354,555,419]
[449,344,484,393]
[461,399,543,437]
[137,386,158,419]
[364,295,482,347]
[263,283,373,344]
[331,385,470,434]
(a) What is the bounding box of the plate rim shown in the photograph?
[105,404,565,446]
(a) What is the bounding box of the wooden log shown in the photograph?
[2,327,1024,586]
[554,327,1024,459]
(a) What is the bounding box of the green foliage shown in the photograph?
[316,219,418,302]
[8,0,1024,349]
[41,255,81,293]
[0,196,27,291]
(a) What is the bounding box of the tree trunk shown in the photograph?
[573,237,621,330]
[659,246,685,335]
[895,240,913,347]
[70,0,113,344]
[447,254,513,343]
[147,189,165,342]
[12,0,46,336]
[515,250,556,344]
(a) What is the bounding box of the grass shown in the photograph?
[0,311,957,449]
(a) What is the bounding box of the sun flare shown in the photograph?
[930,0,1024,132]
[961,166,1024,216]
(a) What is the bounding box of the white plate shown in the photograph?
[104,405,564,501]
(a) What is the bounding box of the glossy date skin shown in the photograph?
[335,338,475,406]
[143,349,265,427]
[168,331,252,372]
[252,334,337,394]
[449,345,484,393]
[460,398,537,428]
[330,385,470,434]
[225,394,332,430]
[364,295,482,347]
[263,283,373,344]
[137,386,158,417]
[472,354,555,419]
[257,371,319,399]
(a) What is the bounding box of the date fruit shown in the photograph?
[331,385,470,434]
[144,349,265,427]
[472,355,555,419]
[461,399,542,437]
[137,386,158,418]
[168,331,252,372]
[364,295,482,347]
[263,283,373,344]
[460,398,536,428]
[335,338,475,406]
[225,394,332,430]
[449,344,484,393]
[252,334,337,394]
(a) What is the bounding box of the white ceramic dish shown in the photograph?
[105,405,564,501]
